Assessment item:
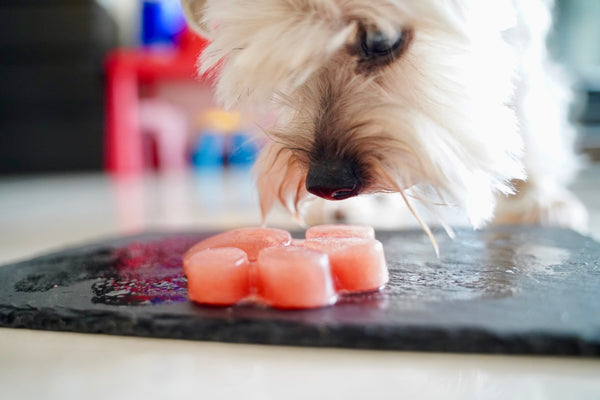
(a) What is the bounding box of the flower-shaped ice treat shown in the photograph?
[183,225,388,309]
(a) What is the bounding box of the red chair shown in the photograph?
[104,29,210,173]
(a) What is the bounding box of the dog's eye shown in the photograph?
[357,28,412,63]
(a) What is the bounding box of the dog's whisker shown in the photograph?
[293,175,308,218]
[399,190,439,257]
[370,162,440,255]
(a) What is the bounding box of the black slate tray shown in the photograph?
[1,227,599,356]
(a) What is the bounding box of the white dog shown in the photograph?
[181,0,588,243]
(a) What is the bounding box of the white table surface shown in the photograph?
[1,167,599,400]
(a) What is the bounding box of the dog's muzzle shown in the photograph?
[306,159,362,200]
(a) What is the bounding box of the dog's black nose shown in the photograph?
[306,160,362,200]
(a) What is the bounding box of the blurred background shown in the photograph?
[0,0,268,264]
[550,0,600,157]
[0,0,599,175]
[0,0,262,175]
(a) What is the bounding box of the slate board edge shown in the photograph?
[1,304,598,357]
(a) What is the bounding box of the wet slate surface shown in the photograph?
[1,226,599,356]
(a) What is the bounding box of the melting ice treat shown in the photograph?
[183,225,388,309]
[304,238,388,293]
[184,248,251,306]
[257,246,337,309]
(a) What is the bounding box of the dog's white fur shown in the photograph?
[182,0,588,234]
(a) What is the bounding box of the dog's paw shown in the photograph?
[493,183,588,233]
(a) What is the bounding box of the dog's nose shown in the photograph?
[306,160,362,200]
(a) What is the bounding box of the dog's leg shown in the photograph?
[494,0,588,232]
[494,179,588,232]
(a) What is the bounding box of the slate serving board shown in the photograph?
[1,227,599,356]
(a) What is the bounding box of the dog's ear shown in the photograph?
[181,0,212,38]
